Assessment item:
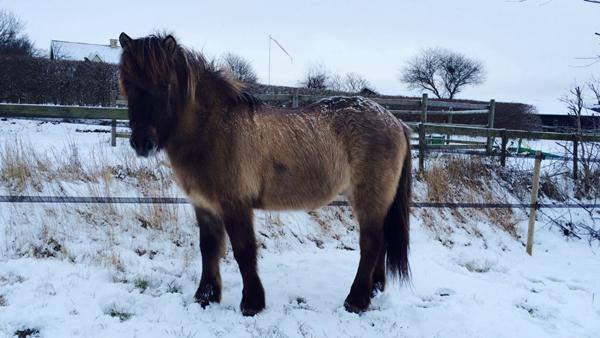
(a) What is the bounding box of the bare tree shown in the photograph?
[343,73,372,92]
[558,83,600,198]
[50,43,70,60]
[328,73,344,91]
[219,52,258,83]
[560,85,585,132]
[589,77,600,107]
[300,64,329,90]
[400,47,486,99]
[329,72,373,92]
[0,9,36,57]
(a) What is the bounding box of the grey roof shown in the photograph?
[50,40,121,63]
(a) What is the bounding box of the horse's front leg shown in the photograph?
[194,207,225,308]
[222,202,265,316]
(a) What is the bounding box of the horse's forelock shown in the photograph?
[121,35,177,83]
[121,33,253,113]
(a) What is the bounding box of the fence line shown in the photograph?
[413,122,600,174]
[1,195,598,209]
[414,146,600,163]
[2,98,599,174]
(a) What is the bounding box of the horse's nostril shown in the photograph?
[144,140,155,152]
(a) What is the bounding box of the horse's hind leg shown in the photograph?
[344,208,385,313]
[222,202,265,316]
[194,207,225,307]
[371,249,386,296]
[345,166,400,312]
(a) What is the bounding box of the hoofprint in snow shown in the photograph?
[0,118,599,338]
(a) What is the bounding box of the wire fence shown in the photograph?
[417,147,600,163]
[1,195,598,209]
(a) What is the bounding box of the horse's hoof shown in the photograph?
[241,304,264,316]
[240,302,265,316]
[344,294,370,313]
[240,295,265,316]
[194,283,221,308]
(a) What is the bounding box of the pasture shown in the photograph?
[1,1,600,335]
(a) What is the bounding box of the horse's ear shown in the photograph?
[163,35,177,55]
[119,32,132,49]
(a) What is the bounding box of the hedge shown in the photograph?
[0,55,119,106]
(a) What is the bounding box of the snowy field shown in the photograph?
[1,118,599,338]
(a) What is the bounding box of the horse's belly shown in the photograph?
[260,189,341,211]
[259,162,349,211]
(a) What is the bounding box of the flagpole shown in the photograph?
[268,35,271,85]
[268,35,292,86]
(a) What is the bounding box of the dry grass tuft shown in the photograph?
[424,165,449,202]
[52,140,91,181]
[446,156,491,189]
[423,156,518,238]
[0,139,48,192]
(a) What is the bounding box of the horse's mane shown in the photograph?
[120,32,262,113]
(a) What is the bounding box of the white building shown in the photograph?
[50,39,121,63]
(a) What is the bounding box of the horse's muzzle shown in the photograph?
[130,137,157,157]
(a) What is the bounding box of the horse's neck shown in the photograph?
[166,106,226,165]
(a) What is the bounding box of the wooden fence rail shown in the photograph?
[413,122,600,175]
[0,103,127,120]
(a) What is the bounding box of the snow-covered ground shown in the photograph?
[1,119,599,338]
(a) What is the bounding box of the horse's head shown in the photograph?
[119,32,188,157]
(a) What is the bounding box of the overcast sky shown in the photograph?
[2,0,599,114]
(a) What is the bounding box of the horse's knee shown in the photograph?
[196,209,225,256]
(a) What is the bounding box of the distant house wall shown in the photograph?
[50,39,121,64]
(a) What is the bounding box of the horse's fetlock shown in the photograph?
[194,280,221,308]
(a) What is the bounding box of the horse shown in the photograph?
[118,32,412,316]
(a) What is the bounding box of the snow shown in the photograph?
[1,118,599,338]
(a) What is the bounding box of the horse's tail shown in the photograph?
[384,123,412,283]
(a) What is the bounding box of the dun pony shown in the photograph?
[118,32,412,316]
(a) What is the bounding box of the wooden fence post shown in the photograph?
[526,151,543,256]
[573,135,579,180]
[486,99,496,154]
[111,119,117,147]
[446,109,453,144]
[420,93,428,124]
[419,93,428,174]
[418,123,426,174]
[500,129,508,167]
[292,91,299,108]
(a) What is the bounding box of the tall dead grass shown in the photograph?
[2,136,184,243]
[0,139,49,193]
[423,156,518,238]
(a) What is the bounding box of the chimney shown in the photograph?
[110,39,118,48]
